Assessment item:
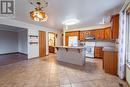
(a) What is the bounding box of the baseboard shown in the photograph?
[0,52,27,55]
[0,52,19,55]
[28,57,39,60]
[18,52,28,55]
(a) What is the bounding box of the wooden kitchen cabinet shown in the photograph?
[65,27,112,44]
[111,14,119,40]
[95,29,105,40]
[104,27,111,40]
[80,30,95,40]
[94,47,103,59]
[79,31,84,40]
[103,51,118,75]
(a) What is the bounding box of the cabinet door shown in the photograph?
[94,47,103,58]
[104,27,111,40]
[103,51,118,75]
[65,36,68,46]
[80,31,85,40]
[111,14,119,40]
[90,30,96,37]
[95,29,105,40]
[65,32,69,46]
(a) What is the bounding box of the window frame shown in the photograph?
[126,11,130,66]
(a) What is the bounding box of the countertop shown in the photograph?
[55,46,85,49]
[80,40,115,42]
[103,47,118,52]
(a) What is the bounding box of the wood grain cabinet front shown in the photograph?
[103,51,118,75]
[94,47,103,59]
[104,27,111,40]
[111,14,119,40]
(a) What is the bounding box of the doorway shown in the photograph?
[39,31,46,57]
[48,32,56,54]
[0,24,28,66]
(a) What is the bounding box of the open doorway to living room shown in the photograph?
[0,24,28,66]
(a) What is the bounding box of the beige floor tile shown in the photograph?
[60,84,72,87]
[0,54,128,87]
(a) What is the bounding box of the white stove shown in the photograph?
[85,42,96,58]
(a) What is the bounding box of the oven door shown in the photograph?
[86,46,94,58]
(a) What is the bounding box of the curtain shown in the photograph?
[118,10,127,79]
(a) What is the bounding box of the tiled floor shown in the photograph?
[0,54,128,87]
[0,53,27,66]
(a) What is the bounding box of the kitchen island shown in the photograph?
[55,46,86,66]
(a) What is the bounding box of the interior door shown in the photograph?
[39,31,46,57]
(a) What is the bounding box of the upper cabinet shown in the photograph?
[79,28,111,41]
[65,28,112,45]
[80,30,91,40]
[95,29,105,40]
[111,14,119,40]
[104,27,111,40]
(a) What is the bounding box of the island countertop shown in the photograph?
[55,46,86,66]
[55,46,85,49]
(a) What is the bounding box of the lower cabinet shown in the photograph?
[103,51,118,75]
[94,47,103,59]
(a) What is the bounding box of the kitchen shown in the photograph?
[56,14,119,75]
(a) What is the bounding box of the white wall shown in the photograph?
[28,29,39,59]
[0,19,62,59]
[18,30,28,54]
[0,30,18,54]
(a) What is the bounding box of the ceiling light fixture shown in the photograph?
[62,19,79,25]
[30,0,48,22]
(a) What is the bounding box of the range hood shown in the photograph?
[85,35,95,40]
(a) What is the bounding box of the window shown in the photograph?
[126,12,130,65]
[68,36,78,47]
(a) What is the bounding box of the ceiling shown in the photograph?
[15,0,125,29]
